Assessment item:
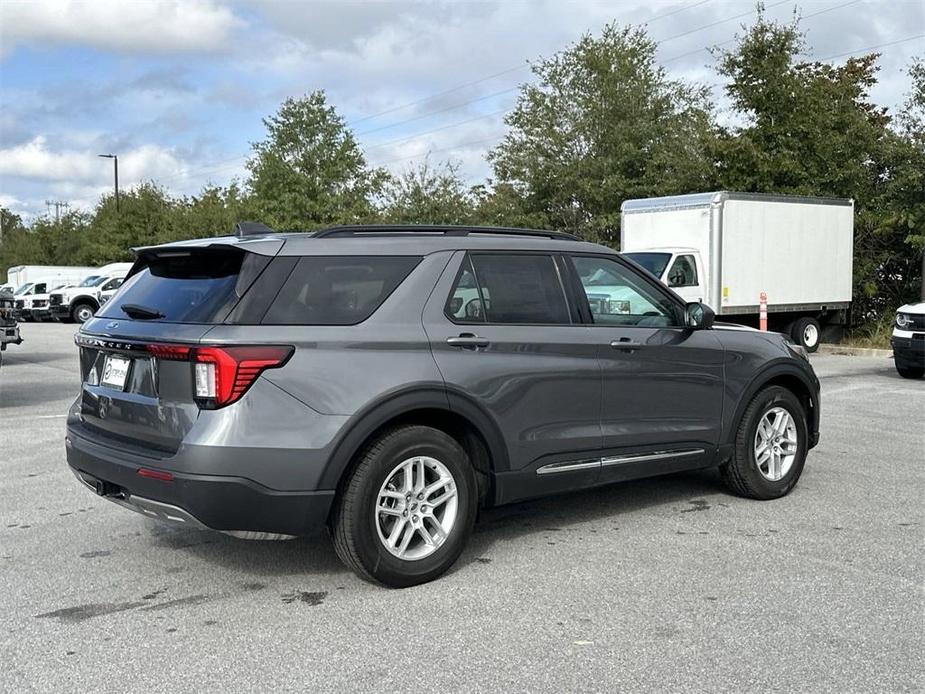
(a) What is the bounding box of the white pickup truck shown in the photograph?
[49,262,132,323]
[621,191,854,352]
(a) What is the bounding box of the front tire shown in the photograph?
[331,425,478,587]
[71,302,96,323]
[720,386,809,500]
[895,362,924,379]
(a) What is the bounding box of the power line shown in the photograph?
[346,0,715,129]
[814,33,925,62]
[660,0,864,64]
[157,0,901,187]
[356,0,789,141]
[368,33,923,171]
[655,0,790,45]
[157,0,722,186]
[368,134,509,168]
[363,107,512,152]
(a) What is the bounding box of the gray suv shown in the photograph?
[66,224,820,587]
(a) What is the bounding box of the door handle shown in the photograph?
[447,334,490,349]
[610,338,644,352]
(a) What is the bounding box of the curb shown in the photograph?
[817,344,893,358]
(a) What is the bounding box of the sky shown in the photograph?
[0,0,923,221]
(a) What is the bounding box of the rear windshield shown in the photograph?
[261,256,421,325]
[98,248,268,323]
[623,252,671,279]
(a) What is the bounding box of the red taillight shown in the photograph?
[146,343,191,360]
[145,343,293,408]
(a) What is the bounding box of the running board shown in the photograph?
[536,448,705,475]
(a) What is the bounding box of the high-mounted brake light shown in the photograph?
[145,343,293,408]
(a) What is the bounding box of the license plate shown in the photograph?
[100,355,131,391]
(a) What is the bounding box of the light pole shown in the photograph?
[98,154,119,211]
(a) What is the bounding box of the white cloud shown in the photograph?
[0,136,187,184]
[0,0,244,55]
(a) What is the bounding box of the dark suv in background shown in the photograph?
[66,224,820,587]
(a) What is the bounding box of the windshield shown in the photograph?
[14,283,34,295]
[77,275,104,287]
[623,252,672,279]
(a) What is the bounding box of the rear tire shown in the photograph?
[331,425,478,587]
[895,363,924,379]
[791,317,821,353]
[71,302,95,323]
[720,386,808,500]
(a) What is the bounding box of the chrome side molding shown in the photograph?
[601,448,704,467]
[536,448,705,475]
[536,458,601,475]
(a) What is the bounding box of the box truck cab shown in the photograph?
[621,192,854,352]
[622,248,705,305]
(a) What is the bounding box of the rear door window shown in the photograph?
[467,253,570,324]
[261,256,421,325]
[98,248,269,323]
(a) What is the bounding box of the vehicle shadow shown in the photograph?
[461,468,727,563]
[143,468,728,582]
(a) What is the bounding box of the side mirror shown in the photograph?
[685,302,715,330]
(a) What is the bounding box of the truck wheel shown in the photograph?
[720,385,808,500]
[71,302,96,323]
[791,317,821,353]
[895,363,924,379]
[331,425,478,588]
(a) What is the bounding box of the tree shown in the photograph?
[713,11,923,320]
[247,91,386,229]
[489,24,716,245]
[176,183,256,239]
[0,208,35,283]
[380,159,475,224]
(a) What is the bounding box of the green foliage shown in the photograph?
[488,23,716,245]
[247,91,386,229]
[380,159,476,225]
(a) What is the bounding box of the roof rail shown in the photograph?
[312,224,580,241]
[233,221,275,237]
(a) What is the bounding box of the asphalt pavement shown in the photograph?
[1,322,922,693]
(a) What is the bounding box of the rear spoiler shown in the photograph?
[127,224,284,279]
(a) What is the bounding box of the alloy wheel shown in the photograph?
[375,456,458,561]
[754,406,798,481]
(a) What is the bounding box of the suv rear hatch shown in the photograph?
[75,241,284,453]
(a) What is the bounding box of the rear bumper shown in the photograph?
[65,424,335,537]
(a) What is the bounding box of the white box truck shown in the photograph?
[5,265,97,290]
[620,191,854,352]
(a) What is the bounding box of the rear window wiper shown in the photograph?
[121,303,165,320]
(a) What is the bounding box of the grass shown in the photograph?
[840,313,894,350]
